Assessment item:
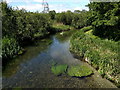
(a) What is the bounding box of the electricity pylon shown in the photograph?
[42,0,49,13]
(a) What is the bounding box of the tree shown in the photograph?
[88,2,120,41]
[55,11,73,25]
[49,10,56,20]
[74,10,81,13]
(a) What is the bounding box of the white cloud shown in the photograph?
[3,0,12,3]
[4,0,30,3]
[4,0,89,12]
[4,0,90,3]
[32,0,42,2]
[18,4,43,12]
[74,7,89,11]
[47,0,89,3]
[49,3,89,13]
[49,4,70,13]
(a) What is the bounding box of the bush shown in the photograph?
[72,10,89,29]
[92,20,120,41]
[2,37,21,61]
[55,11,73,25]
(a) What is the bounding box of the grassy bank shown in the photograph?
[51,23,74,32]
[70,26,120,87]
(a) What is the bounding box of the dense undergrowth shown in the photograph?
[70,26,120,87]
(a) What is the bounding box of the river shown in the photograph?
[2,30,117,88]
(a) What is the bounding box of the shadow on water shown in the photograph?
[3,37,52,77]
[2,30,117,88]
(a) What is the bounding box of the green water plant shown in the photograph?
[67,65,93,77]
[51,64,68,76]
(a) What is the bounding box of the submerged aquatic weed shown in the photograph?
[67,65,93,77]
[51,64,68,76]
[51,62,93,77]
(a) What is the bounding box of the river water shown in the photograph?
[2,30,117,88]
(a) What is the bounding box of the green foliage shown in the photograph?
[1,2,51,60]
[72,10,89,28]
[52,23,71,32]
[67,65,93,77]
[70,26,120,86]
[2,2,51,44]
[88,2,120,41]
[2,2,16,37]
[51,64,68,76]
[55,11,73,25]
[2,37,21,61]
[55,10,89,28]
[80,26,92,32]
[49,10,56,20]
[51,63,93,77]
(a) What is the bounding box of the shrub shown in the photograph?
[2,37,21,61]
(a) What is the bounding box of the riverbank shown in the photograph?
[70,26,120,87]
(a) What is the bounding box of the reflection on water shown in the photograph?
[49,37,80,65]
[2,30,116,88]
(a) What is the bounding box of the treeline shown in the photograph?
[2,2,51,43]
[50,10,89,28]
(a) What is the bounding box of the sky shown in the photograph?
[4,0,90,12]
